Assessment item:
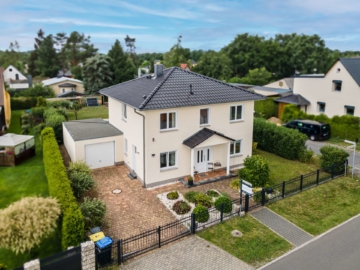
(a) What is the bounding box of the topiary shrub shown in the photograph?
[320,145,349,174]
[172,200,191,215]
[239,155,270,187]
[206,190,219,197]
[230,178,240,190]
[184,191,201,203]
[214,196,232,213]
[194,193,212,208]
[192,205,210,223]
[167,191,179,200]
[21,114,31,135]
[80,197,106,230]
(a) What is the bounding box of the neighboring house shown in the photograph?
[264,78,294,91]
[42,77,85,97]
[63,65,264,188]
[0,67,11,132]
[190,60,197,67]
[3,65,29,90]
[180,63,191,71]
[250,86,292,97]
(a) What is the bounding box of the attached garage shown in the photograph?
[63,119,123,169]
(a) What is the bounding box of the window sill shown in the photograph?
[122,118,127,123]
[230,119,244,123]
[160,128,178,133]
[230,154,243,158]
[160,166,178,172]
[200,124,210,127]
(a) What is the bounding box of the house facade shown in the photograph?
[0,67,11,132]
[42,77,85,97]
[3,65,29,89]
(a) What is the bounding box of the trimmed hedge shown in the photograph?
[320,145,349,174]
[253,117,308,160]
[281,104,360,141]
[214,196,232,213]
[41,127,84,250]
[11,97,37,110]
[254,98,278,119]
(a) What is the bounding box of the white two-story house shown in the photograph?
[3,65,29,90]
[63,65,263,187]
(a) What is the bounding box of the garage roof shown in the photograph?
[63,119,123,141]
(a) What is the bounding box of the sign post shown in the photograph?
[344,140,356,178]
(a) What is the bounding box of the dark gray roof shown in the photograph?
[100,67,264,111]
[63,119,123,141]
[340,58,360,86]
[59,83,77,87]
[183,128,234,148]
[274,94,310,106]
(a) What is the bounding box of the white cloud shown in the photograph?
[29,18,148,29]
[204,4,225,12]
[285,0,360,14]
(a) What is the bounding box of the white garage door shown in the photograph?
[85,141,115,169]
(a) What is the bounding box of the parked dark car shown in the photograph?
[282,119,330,141]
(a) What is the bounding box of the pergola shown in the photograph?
[0,133,35,166]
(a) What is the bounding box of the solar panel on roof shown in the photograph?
[86,98,98,106]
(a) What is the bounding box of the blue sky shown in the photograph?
[0,0,359,53]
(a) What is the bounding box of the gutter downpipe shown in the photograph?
[134,109,146,188]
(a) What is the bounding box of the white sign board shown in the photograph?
[241,179,253,195]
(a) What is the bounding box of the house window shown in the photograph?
[122,103,127,120]
[333,80,342,91]
[317,102,326,113]
[345,106,355,116]
[62,89,65,93]
[9,68,12,72]
[230,140,242,156]
[15,74,19,80]
[160,112,176,130]
[160,151,176,169]
[230,105,243,121]
[124,138,128,154]
[200,108,209,125]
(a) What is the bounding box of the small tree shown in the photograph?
[0,197,61,254]
[239,155,270,187]
[70,102,82,120]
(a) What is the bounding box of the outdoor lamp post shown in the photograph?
[344,140,356,178]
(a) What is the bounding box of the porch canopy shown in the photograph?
[183,128,235,177]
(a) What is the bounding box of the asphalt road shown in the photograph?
[263,214,360,270]
[306,140,360,175]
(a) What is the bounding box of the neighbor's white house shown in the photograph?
[63,65,264,187]
[272,58,360,118]
[3,65,29,89]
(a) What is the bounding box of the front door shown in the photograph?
[132,145,137,172]
[195,147,212,173]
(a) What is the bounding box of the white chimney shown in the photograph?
[138,68,141,78]
[154,64,163,78]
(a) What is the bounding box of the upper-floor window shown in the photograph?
[333,80,342,91]
[160,151,177,169]
[124,138,128,154]
[200,108,209,125]
[230,140,242,156]
[230,105,243,121]
[122,103,127,120]
[160,112,176,130]
[317,102,325,113]
[15,74,19,80]
[345,105,355,116]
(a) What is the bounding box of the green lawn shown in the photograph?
[256,150,319,185]
[67,105,109,120]
[268,176,360,235]
[328,137,360,151]
[198,215,292,268]
[0,110,61,269]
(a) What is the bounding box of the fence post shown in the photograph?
[261,188,266,206]
[244,194,249,213]
[240,179,243,205]
[316,169,320,185]
[345,159,348,176]
[157,226,161,248]
[331,164,334,179]
[282,181,285,198]
[191,213,196,234]
[117,239,121,265]
[300,175,303,191]
[220,203,224,222]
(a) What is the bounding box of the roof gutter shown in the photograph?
[134,109,146,188]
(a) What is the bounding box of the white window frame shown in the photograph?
[230,140,242,156]
[124,138,128,155]
[199,108,210,126]
[160,150,177,171]
[159,111,177,131]
[230,105,244,122]
[122,103,127,121]
[318,103,325,113]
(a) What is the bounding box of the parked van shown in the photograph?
[282,119,330,141]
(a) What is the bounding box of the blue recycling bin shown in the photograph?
[95,236,113,266]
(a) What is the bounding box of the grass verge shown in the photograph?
[268,176,360,235]
[67,106,108,121]
[198,215,292,268]
[328,137,360,152]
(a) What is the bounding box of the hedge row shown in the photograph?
[41,127,84,250]
[11,97,37,110]
[253,118,308,160]
[254,98,278,119]
[281,104,360,141]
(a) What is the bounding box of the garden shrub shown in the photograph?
[44,107,66,144]
[36,97,47,107]
[31,106,46,122]
[41,128,84,249]
[320,145,349,174]
[184,191,201,203]
[68,171,96,199]
[229,178,240,190]
[194,193,212,208]
[172,200,191,215]
[47,100,71,109]
[167,191,179,200]
[214,196,232,213]
[10,97,37,110]
[206,190,219,197]
[192,205,210,223]
[68,160,92,175]
[80,197,106,230]
[298,149,314,163]
[34,123,46,136]
[254,98,278,119]
[239,155,270,187]
[253,117,308,160]
[0,263,7,270]
[21,114,31,135]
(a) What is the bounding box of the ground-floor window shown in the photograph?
[230,140,242,156]
[160,151,176,169]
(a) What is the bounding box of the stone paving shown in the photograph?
[251,208,313,247]
[122,236,254,270]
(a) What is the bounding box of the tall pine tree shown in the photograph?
[83,54,112,94]
[35,35,59,77]
[108,39,137,84]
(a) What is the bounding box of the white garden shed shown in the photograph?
[0,133,35,166]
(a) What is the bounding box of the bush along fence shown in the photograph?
[16,161,347,270]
